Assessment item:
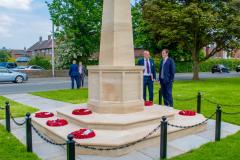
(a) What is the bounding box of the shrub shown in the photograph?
[28,56,51,70]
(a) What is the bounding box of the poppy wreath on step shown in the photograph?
[46,119,68,127]
[145,101,153,106]
[35,112,54,118]
[70,129,96,139]
[72,109,92,115]
[179,110,196,116]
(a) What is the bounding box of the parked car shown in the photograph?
[25,65,45,70]
[16,56,31,63]
[0,67,28,83]
[211,64,229,73]
[12,65,45,71]
[236,65,240,72]
[0,62,17,69]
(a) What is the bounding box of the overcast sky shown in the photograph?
[0,0,136,50]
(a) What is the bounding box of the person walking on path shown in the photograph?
[69,60,80,89]
[137,50,156,104]
[78,62,86,88]
[159,49,176,107]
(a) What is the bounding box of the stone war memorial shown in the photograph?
[32,0,207,156]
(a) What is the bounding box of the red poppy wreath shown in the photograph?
[46,119,68,127]
[35,112,54,118]
[70,129,96,139]
[179,110,196,116]
[145,101,153,106]
[72,109,92,115]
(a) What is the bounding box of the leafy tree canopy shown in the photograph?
[47,0,103,68]
[141,0,240,79]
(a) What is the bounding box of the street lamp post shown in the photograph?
[51,21,55,77]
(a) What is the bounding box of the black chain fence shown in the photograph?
[222,111,240,115]
[174,96,196,102]
[203,97,240,107]
[168,111,216,129]
[31,121,161,150]
[76,124,161,151]
[31,124,67,146]
[10,113,26,126]
[0,107,5,110]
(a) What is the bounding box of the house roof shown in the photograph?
[28,39,55,51]
[10,49,27,55]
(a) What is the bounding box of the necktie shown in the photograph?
[146,59,150,74]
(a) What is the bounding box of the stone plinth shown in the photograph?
[87,66,144,114]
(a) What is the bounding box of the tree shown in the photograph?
[143,0,240,80]
[47,0,102,68]
[0,50,11,62]
[132,1,192,61]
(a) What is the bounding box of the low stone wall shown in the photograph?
[15,70,69,78]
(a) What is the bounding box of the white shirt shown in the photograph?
[79,65,83,74]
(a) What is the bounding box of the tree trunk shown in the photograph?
[192,60,200,80]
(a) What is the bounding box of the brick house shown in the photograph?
[27,36,55,57]
[9,48,27,59]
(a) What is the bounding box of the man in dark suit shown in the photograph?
[137,50,156,103]
[159,49,176,107]
[69,60,80,89]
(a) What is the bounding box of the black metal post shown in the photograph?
[197,92,201,114]
[67,134,75,160]
[215,105,222,141]
[5,101,11,132]
[26,113,32,152]
[159,88,162,105]
[160,116,168,159]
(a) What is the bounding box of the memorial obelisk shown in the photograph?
[88,0,144,114]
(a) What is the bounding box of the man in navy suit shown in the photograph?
[137,50,156,102]
[159,49,176,107]
[69,60,80,89]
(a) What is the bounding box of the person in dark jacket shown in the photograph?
[69,60,80,89]
[159,49,176,107]
[137,50,156,102]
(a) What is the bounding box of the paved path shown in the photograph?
[3,93,78,111]
[0,72,239,95]
[2,94,240,160]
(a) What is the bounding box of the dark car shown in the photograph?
[236,65,240,72]
[0,62,17,69]
[211,64,229,73]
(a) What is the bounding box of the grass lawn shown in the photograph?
[32,78,240,125]
[32,88,88,104]
[0,96,40,160]
[0,96,38,119]
[170,131,240,160]
[31,77,240,160]
[0,125,41,160]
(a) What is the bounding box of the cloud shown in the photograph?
[0,14,14,37]
[0,0,32,10]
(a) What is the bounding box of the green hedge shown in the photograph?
[28,56,51,70]
[137,57,240,73]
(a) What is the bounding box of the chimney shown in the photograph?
[48,35,51,40]
[24,47,26,51]
[39,36,42,42]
